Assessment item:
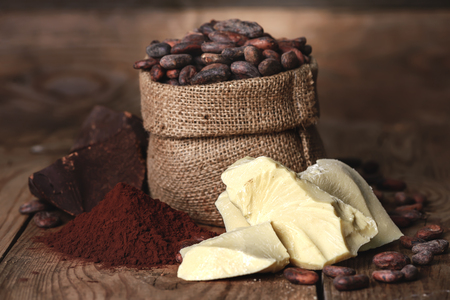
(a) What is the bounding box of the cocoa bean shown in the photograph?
[412,239,449,254]
[19,199,51,214]
[278,46,304,64]
[401,264,419,281]
[258,58,283,76]
[281,50,300,70]
[262,49,280,60]
[400,236,426,249]
[389,214,413,228]
[162,38,181,48]
[244,45,262,66]
[160,54,193,69]
[333,274,369,291]
[230,61,261,78]
[150,40,160,45]
[372,251,411,270]
[150,64,165,82]
[133,58,159,70]
[283,268,319,285]
[171,42,203,55]
[322,266,356,278]
[166,69,180,79]
[190,63,231,85]
[412,192,427,205]
[213,19,264,38]
[198,21,216,35]
[398,209,422,222]
[181,32,208,43]
[412,250,434,265]
[165,79,180,86]
[395,203,423,213]
[293,37,307,46]
[146,42,172,58]
[201,53,232,65]
[208,31,248,46]
[176,253,183,263]
[201,42,236,54]
[34,211,61,228]
[415,224,444,241]
[244,37,278,51]
[301,44,312,56]
[394,192,415,206]
[278,39,305,50]
[372,270,404,283]
[376,178,407,191]
[179,65,198,85]
[221,46,245,60]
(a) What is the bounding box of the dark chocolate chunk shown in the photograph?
[29,123,147,215]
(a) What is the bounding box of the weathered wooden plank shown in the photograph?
[0,219,316,300]
[0,147,61,261]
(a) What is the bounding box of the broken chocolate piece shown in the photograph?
[29,129,146,215]
[70,105,148,159]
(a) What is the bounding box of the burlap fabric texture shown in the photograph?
[140,57,326,226]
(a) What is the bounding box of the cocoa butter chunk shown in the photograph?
[70,106,148,158]
[29,129,146,215]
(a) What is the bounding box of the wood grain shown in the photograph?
[0,221,316,300]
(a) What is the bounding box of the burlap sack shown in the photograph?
[140,57,319,138]
[147,127,325,225]
[140,56,326,226]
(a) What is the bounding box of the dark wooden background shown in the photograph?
[0,4,449,300]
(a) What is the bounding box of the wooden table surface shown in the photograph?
[0,7,449,300]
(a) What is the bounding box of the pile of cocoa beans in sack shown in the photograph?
[133,18,312,85]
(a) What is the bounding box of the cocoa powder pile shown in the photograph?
[35,182,216,268]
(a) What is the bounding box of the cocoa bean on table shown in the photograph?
[333,274,369,291]
[372,270,404,283]
[283,268,319,285]
[190,63,231,85]
[412,192,427,205]
[258,58,283,76]
[244,45,262,66]
[213,19,264,38]
[34,211,61,228]
[322,266,356,278]
[394,192,415,206]
[146,42,172,58]
[415,224,444,241]
[19,199,52,214]
[179,65,198,85]
[376,178,407,191]
[208,31,248,46]
[159,54,193,69]
[394,203,423,213]
[412,250,434,265]
[401,264,419,281]
[400,236,426,249]
[230,61,261,78]
[412,239,449,254]
[389,214,413,228]
[372,251,411,270]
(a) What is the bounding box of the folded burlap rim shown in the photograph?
[140,57,319,138]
